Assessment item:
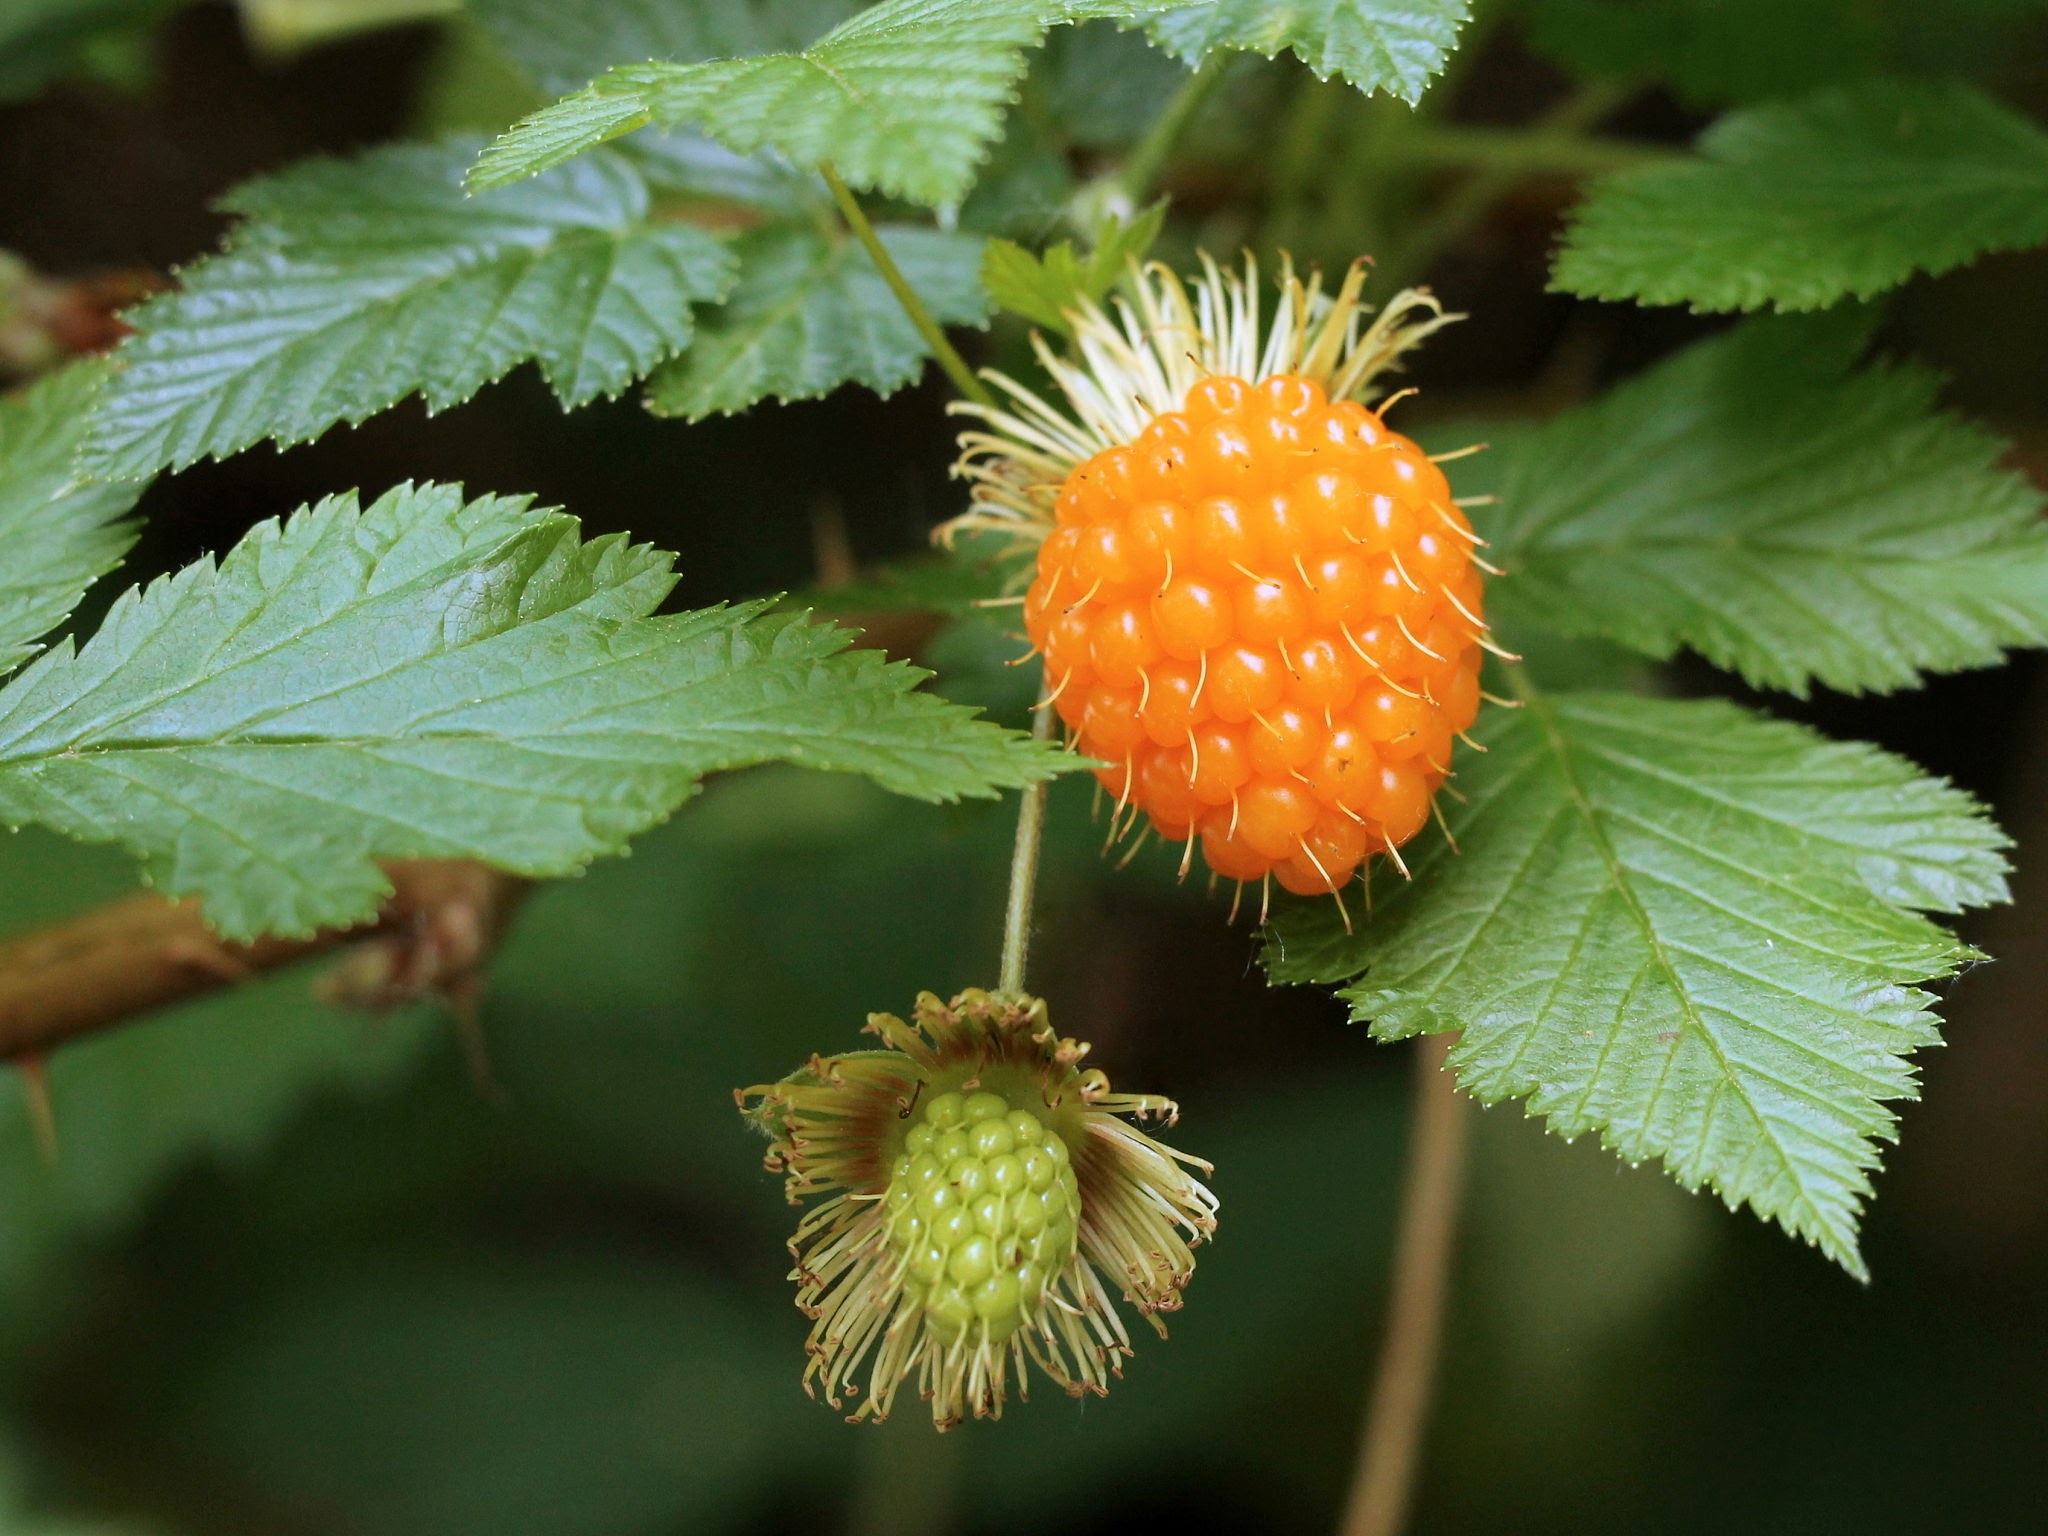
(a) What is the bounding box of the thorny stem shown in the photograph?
[1119,53,1231,204]
[1336,1032,1470,1536]
[822,165,995,411]
[997,703,1056,994]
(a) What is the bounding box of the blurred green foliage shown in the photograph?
[3,2,2048,1533]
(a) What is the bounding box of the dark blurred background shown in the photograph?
[2,4,2046,1533]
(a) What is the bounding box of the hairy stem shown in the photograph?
[997,703,1056,994]
[822,165,994,410]
[1120,53,1231,204]
[1336,1032,1470,1536]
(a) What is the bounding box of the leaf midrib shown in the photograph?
[1515,678,1812,1215]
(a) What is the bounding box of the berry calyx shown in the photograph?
[1027,371,1485,895]
[885,1088,1081,1343]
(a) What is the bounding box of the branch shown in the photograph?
[0,861,532,1062]
[1336,1032,1470,1536]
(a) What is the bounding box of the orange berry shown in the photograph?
[1186,375,1253,422]
[1370,760,1433,844]
[1125,501,1182,585]
[1353,492,1418,556]
[1246,705,1317,778]
[1195,495,1257,569]
[1206,645,1284,724]
[1235,780,1319,860]
[1237,577,1309,646]
[1090,603,1159,688]
[1200,815,1272,882]
[1302,551,1372,626]
[1362,563,1413,619]
[1358,685,1430,758]
[1190,420,1259,483]
[1307,725,1376,810]
[1081,687,1146,757]
[1443,662,1482,734]
[1154,577,1232,658]
[1290,637,1359,710]
[1259,374,1325,418]
[1074,524,1138,589]
[1138,747,1202,828]
[1138,659,1202,745]
[1022,372,1488,894]
[1189,722,1252,805]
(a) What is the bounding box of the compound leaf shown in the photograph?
[469,0,859,94]
[1264,689,2007,1277]
[1553,79,2048,312]
[1483,313,2048,695]
[0,365,142,678]
[0,483,1066,940]
[466,1,1201,205]
[1145,0,1471,100]
[644,223,987,418]
[84,138,736,477]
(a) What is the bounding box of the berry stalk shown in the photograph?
[1337,1032,1470,1536]
[822,165,995,411]
[998,702,1056,993]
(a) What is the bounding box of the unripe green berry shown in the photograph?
[886,1086,1080,1343]
[740,987,1217,1428]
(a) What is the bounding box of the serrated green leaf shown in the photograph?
[0,364,142,678]
[1483,313,2048,695]
[1264,690,2008,1276]
[1524,0,1882,107]
[1553,79,2048,312]
[82,138,737,478]
[957,102,1078,236]
[470,0,844,219]
[1145,0,1470,101]
[0,482,1066,940]
[643,223,987,418]
[981,201,1166,331]
[465,1,1203,205]
[624,128,826,216]
[470,0,858,95]
[1043,18,1198,148]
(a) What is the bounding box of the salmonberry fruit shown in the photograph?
[955,258,1493,900]
[740,989,1217,1428]
[884,1088,1081,1343]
